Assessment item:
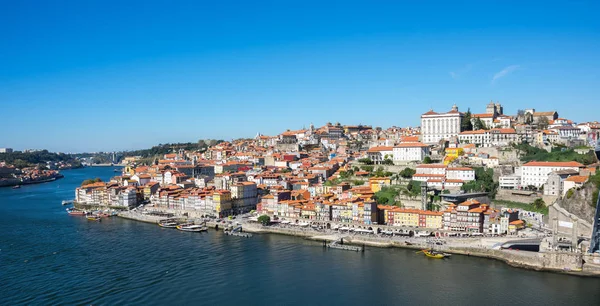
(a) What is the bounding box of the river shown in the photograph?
[1,167,599,305]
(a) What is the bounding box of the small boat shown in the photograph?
[158,222,178,228]
[87,215,101,221]
[421,249,447,259]
[12,185,20,189]
[176,224,208,232]
[113,169,121,173]
[62,200,74,206]
[66,208,86,216]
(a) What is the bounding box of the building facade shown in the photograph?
[421,105,463,144]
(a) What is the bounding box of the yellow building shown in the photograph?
[393,209,420,227]
[423,211,443,229]
[369,177,391,193]
[444,148,464,165]
[214,190,232,217]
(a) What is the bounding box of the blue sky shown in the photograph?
[1,1,598,153]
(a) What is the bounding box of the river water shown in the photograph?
[1,167,600,305]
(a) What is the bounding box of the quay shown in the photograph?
[225,231,253,238]
[326,238,364,252]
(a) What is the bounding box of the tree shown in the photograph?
[461,108,473,131]
[382,158,394,165]
[423,156,433,164]
[197,139,206,148]
[358,158,374,165]
[360,165,374,172]
[460,167,499,198]
[81,178,103,186]
[538,116,550,130]
[399,167,416,179]
[525,113,534,125]
[473,118,487,130]
[531,198,546,210]
[258,215,271,225]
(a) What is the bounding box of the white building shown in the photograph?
[551,126,581,139]
[392,142,430,162]
[521,161,583,188]
[458,128,519,147]
[499,175,521,189]
[421,105,463,144]
[0,148,13,153]
[366,146,394,164]
[446,167,476,181]
[414,164,475,189]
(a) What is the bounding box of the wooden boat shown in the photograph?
[421,249,446,259]
[66,208,86,216]
[176,224,208,232]
[158,221,178,228]
[87,215,101,221]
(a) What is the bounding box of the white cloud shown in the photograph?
[492,65,520,83]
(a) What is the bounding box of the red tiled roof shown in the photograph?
[565,175,588,183]
[523,161,584,168]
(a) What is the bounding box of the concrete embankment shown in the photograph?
[118,213,600,277]
[117,211,167,224]
[238,223,600,277]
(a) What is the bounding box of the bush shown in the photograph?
[566,188,574,199]
[399,167,416,179]
[81,178,103,186]
[361,165,374,172]
[358,158,374,165]
[258,215,271,225]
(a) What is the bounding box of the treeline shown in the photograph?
[122,140,225,158]
[0,150,81,168]
[514,143,597,165]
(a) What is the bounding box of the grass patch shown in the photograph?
[493,199,549,215]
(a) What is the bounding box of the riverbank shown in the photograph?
[0,174,64,188]
[239,222,600,277]
[117,210,600,277]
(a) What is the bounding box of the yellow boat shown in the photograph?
[422,249,445,259]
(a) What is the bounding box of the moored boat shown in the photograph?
[87,215,101,221]
[421,249,448,259]
[61,200,74,206]
[159,221,178,228]
[12,185,20,189]
[66,208,86,216]
[176,224,208,232]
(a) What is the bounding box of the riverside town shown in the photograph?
[51,102,600,275]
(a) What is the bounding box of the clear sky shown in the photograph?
[1,0,598,153]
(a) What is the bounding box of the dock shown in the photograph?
[225,231,253,238]
[326,238,364,252]
[224,225,253,238]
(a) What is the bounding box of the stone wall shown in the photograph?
[549,202,593,237]
[495,189,541,203]
[554,183,597,223]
